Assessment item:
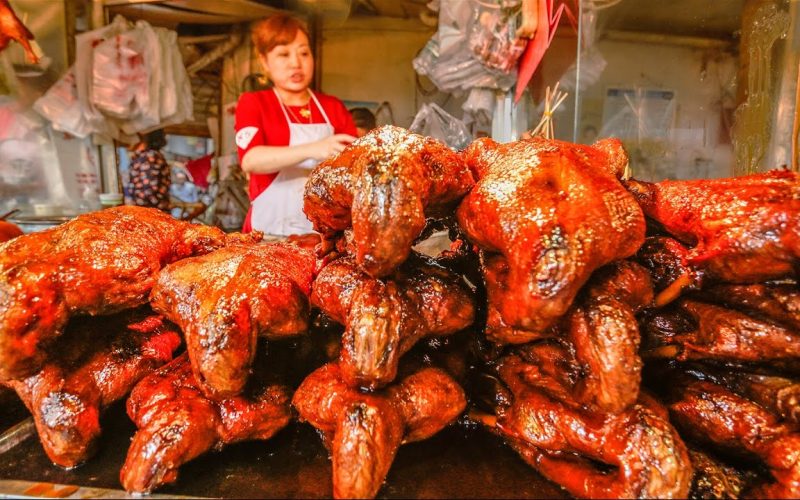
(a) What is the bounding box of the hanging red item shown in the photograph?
[514,0,576,102]
[185,154,212,189]
[0,0,38,63]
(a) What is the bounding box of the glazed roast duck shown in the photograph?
[0,125,799,500]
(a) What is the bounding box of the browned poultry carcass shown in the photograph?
[501,260,653,414]
[471,351,692,499]
[292,362,466,499]
[625,170,800,284]
[304,125,475,277]
[635,236,705,305]
[311,251,474,389]
[0,0,38,63]
[120,352,292,494]
[641,298,800,370]
[0,206,250,381]
[150,241,315,398]
[688,448,756,499]
[1,308,181,468]
[456,137,645,342]
[659,366,800,498]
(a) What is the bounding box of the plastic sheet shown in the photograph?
[409,102,472,150]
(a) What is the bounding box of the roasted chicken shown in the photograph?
[292,362,466,499]
[688,448,755,499]
[662,368,800,498]
[0,0,37,63]
[0,206,248,381]
[635,236,704,305]
[496,261,653,413]
[150,241,315,397]
[1,309,181,468]
[304,125,475,277]
[625,170,800,283]
[121,352,292,494]
[311,252,474,389]
[457,137,645,337]
[472,351,692,498]
[642,298,800,368]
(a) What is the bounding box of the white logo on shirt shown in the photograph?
[236,126,258,149]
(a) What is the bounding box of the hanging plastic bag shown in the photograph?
[74,15,129,138]
[33,67,92,138]
[116,20,162,135]
[409,103,472,150]
[468,4,527,74]
[92,23,152,120]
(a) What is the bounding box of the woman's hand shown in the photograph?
[309,134,356,161]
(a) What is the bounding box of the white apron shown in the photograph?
[250,90,333,236]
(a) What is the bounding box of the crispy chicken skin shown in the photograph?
[664,370,800,498]
[499,261,653,413]
[150,241,315,398]
[304,125,474,277]
[642,299,800,365]
[457,137,645,336]
[292,362,466,499]
[121,353,291,494]
[0,206,249,381]
[475,352,692,499]
[2,310,181,468]
[625,170,800,283]
[311,252,474,389]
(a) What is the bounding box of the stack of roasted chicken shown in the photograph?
[1,125,799,499]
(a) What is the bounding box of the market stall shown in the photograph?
[1,0,800,499]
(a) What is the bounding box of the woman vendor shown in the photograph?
[235,14,357,236]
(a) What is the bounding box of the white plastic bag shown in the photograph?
[74,15,129,138]
[33,67,92,137]
[409,103,472,150]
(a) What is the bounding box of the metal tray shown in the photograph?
[0,397,567,499]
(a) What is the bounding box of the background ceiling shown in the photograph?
[105,0,746,40]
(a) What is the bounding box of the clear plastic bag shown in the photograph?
[413,0,517,93]
[469,5,526,74]
[409,103,472,150]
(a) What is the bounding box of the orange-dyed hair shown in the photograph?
[251,14,310,57]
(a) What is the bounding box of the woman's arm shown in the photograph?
[241,134,356,174]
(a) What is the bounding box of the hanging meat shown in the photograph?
[471,351,692,499]
[0,0,38,63]
[310,252,474,389]
[150,241,315,398]
[0,206,255,381]
[292,362,466,499]
[625,169,800,283]
[121,352,292,494]
[304,125,475,277]
[456,136,645,340]
[1,309,181,468]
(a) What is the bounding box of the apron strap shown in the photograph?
[308,90,333,127]
[273,89,293,125]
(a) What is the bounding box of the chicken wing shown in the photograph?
[120,352,291,494]
[311,252,474,389]
[473,351,692,499]
[0,206,248,381]
[499,261,653,413]
[1,309,181,468]
[304,125,474,277]
[457,137,645,336]
[665,370,800,498]
[292,362,466,499]
[150,241,315,398]
[641,299,800,367]
[625,170,800,283]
